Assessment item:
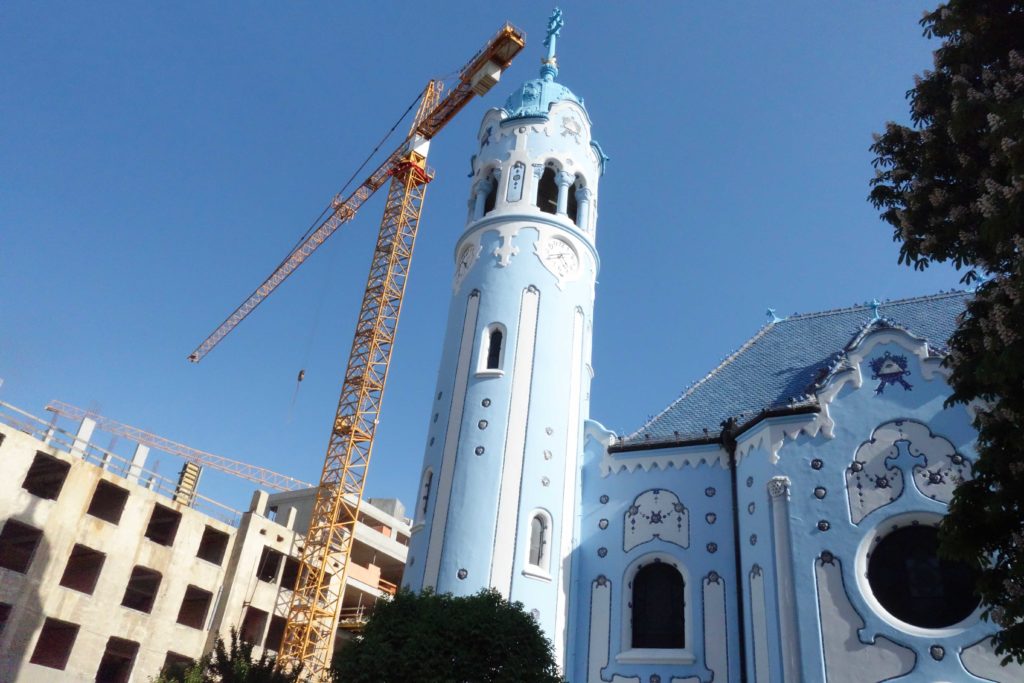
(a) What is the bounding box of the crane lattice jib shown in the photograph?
[43,400,313,491]
[187,23,525,364]
[277,81,440,679]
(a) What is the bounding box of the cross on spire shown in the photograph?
[541,7,564,80]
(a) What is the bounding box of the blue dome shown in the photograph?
[502,75,582,120]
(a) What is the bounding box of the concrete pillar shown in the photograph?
[126,444,149,483]
[282,506,298,530]
[250,490,270,515]
[70,417,96,460]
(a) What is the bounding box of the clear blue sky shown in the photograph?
[0,2,962,516]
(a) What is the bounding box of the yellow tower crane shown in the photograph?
[187,24,525,680]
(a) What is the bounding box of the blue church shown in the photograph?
[404,11,1022,682]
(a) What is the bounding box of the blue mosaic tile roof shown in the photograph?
[620,291,970,446]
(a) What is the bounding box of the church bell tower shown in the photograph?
[404,9,607,658]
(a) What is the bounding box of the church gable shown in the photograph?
[616,291,969,449]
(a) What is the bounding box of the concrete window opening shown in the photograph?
[537,167,558,214]
[867,524,980,629]
[240,606,269,645]
[95,636,139,683]
[144,504,182,546]
[280,556,301,591]
[22,451,71,500]
[196,526,229,565]
[527,511,551,570]
[162,652,195,677]
[0,519,44,574]
[121,565,162,613]
[176,585,213,629]
[256,547,284,583]
[632,563,685,649]
[265,615,287,652]
[87,480,130,524]
[29,618,79,670]
[0,603,12,636]
[59,543,106,594]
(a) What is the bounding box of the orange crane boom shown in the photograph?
[187,24,525,680]
[44,400,314,492]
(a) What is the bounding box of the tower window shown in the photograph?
[418,469,433,521]
[525,510,553,576]
[477,323,507,374]
[632,562,685,649]
[567,183,580,225]
[528,515,548,567]
[537,167,558,214]
[483,171,498,215]
[487,329,503,369]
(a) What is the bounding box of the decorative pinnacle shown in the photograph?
[870,298,881,321]
[541,7,564,81]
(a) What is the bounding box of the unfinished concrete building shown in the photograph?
[0,401,409,683]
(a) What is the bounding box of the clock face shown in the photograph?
[456,245,476,279]
[542,238,580,278]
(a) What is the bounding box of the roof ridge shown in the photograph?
[777,289,969,323]
[626,321,777,440]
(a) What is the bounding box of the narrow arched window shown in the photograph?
[478,323,506,374]
[483,170,498,215]
[567,183,580,225]
[537,167,558,214]
[632,563,685,648]
[486,329,503,369]
[528,513,549,568]
[418,470,433,521]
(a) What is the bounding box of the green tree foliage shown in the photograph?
[331,589,565,683]
[152,629,300,683]
[868,0,1024,662]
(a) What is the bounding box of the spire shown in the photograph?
[541,7,564,81]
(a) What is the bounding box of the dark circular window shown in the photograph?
[867,525,979,628]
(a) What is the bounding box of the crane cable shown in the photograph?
[273,89,428,274]
[283,87,428,417]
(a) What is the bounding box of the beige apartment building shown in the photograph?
[0,401,409,683]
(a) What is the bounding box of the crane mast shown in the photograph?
[183,24,525,679]
[277,84,440,676]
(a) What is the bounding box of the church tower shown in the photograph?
[404,9,606,658]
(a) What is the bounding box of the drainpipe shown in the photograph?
[721,417,749,683]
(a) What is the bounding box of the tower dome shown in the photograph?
[502,7,583,120]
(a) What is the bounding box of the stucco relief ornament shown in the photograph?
[624,489,689,551]
[561,115,581,141]
[521,81,539,106]
[492,229,519,267]
[869,351,913,394]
